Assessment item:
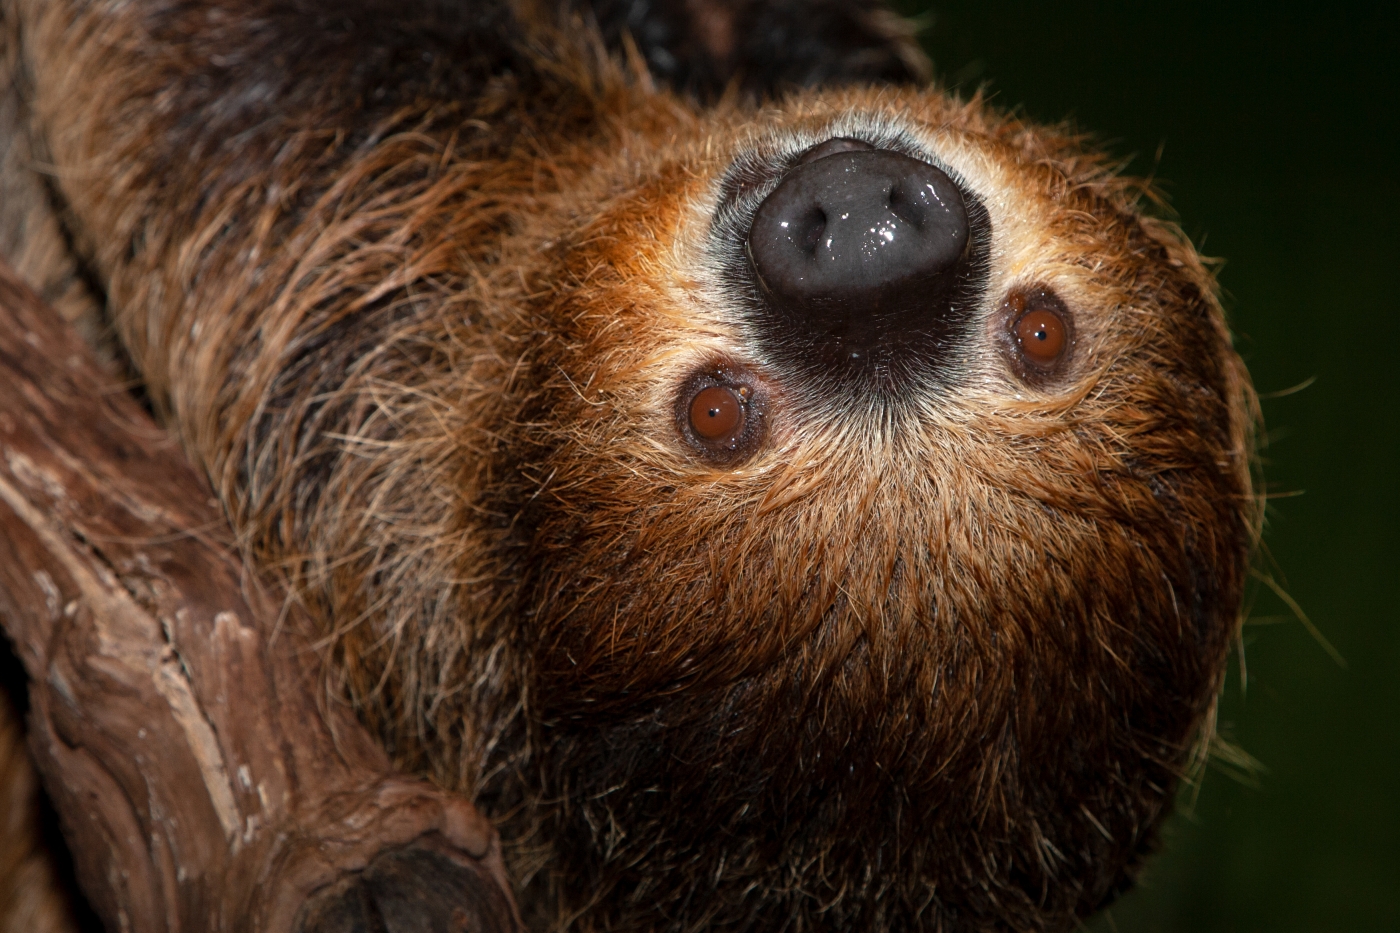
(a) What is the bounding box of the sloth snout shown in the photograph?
[741,137,986,391]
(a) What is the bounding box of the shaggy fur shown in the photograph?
[0,1,1256,931]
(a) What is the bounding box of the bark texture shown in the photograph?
[0,260,521,933]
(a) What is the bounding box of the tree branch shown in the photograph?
[0,260,521,933]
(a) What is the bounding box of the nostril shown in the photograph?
[886,181,926,229]
[797,208,827,254]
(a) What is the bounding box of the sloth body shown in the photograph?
[0,1,1255,931]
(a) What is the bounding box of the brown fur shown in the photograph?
[0,1,1256,931]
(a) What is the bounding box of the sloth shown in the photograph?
[0,1,1256,931]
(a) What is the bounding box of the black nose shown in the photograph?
[745,144,981,385]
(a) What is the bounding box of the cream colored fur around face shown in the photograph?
[0,2,1256,931]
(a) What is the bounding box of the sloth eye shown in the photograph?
[689,385,746,441]
[677,367,765,464]
[1014,307,1067,364]
[1002,287,1073,381]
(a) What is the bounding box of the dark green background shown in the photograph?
[896,2,1399,930]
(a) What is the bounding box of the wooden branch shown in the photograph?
[0,261,522,933]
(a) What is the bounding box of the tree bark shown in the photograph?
[0,260,521,933]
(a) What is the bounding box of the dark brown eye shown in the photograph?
[689,385,745,441]
[1015,308,1067,364]
[676,364,767,464]
[1001,287,1074,382]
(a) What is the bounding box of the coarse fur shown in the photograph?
[0,1,1257,931]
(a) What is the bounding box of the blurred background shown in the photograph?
[895,2,1399,929]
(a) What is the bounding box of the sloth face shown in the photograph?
[501,85,1255,930]
[524,89,1251,713]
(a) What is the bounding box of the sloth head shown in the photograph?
[472,85,1256,932]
